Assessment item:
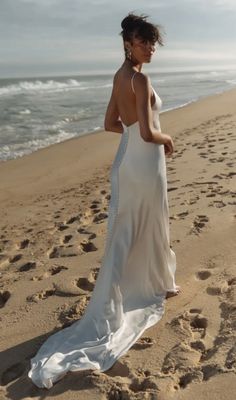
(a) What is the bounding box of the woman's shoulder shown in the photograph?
[112,69,151,95]
[132,71,150,84]
[113,68,122,83]
[131,72,152,94]
[113,68,150,82]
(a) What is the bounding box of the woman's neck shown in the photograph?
[124,58,142,72]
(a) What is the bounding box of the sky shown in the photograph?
[0,0,236,78]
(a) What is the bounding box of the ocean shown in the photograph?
[0,69,236,162]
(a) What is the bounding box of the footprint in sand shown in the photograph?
[161,341,202,375]
[226,172,236,178]
[188,311,208,340]
[54,211,61,220]
[128,374,159,395]
[9,254,23,263]
[170,211,189,220]
[56,222,69,231]
[131,336,156,350]
[88,267,100,282]
[61,234,73,244]
[18,239,30,249]
[78,226,92,234]
[0,290,11,308]
[74,267,99,292]
[225,344,236,370]
[93,212,108,224]
[75,277,95,292]
[211,200,227,208]
[88,232,97,240]
[66,215,81,225]
[182,277,236,383]
[100,189,107,200]
[57,295,91,327]
[32,265,68,281]
[89,200,103,214]
[178,362,224,389]
[198,152,209,159]
[216,189,231,196]
[91,199,100,205]
[25,228,35,234]
[185,196,199,205]
[48,245,79,258]
[206,279,232,296]
[104,360,132,378]
[49,265,68,275]
[205,257,220,269]
[0,254,9,269]
[1,362,26,385]
[79,239,98,253]
[169,309,208,341]
[228,201,236,206]
[90,361,159,399]
[162,309,223,391]
[178,369,204,389]
[168,179,181,185]
[77,227,97,240]
[195,270,212,281]
[27,282,81,302]
[209,157,226,163]
[227,277,236,286]
[167,186,178,193]
[26,288,56,302]
[18,261,36,272]
[212,174,224,180]
[206,192,216,197]
[79,211,94,226]
[189,215,209,235]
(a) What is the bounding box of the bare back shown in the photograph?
[112,68,156,127]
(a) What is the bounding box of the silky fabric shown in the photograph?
[28,78,178,389]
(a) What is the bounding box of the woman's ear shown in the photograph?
[124,40,131,51]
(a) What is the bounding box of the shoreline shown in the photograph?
[0,86,236,399]
[1,86,236,207]
[1,85,236,165]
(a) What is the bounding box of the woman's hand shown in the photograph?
[160,133,174,157]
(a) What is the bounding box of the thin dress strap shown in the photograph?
[131,72,138,94]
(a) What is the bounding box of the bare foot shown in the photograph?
[166,285,181,299]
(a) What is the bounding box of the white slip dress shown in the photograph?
[28,72,178,389]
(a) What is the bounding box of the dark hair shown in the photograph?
[120,12,164,55]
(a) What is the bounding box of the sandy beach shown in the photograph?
[0,87,236,400]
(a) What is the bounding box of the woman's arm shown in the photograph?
[104,77,123,134]
[133,72,174,155]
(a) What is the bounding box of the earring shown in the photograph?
[126,47,132,60]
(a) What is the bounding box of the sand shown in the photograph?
[0,87,236,400]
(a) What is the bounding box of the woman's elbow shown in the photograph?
[104,119,111,131]
[104,125,111,132]
[141,128,153,142]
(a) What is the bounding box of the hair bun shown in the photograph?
[121,14,144,30]
[119,12,163,48]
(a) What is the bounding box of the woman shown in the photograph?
[28,12,179,390]
[105,13,174,155]
[104,12,180,296]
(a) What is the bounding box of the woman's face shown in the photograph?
[126,37,156,63]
